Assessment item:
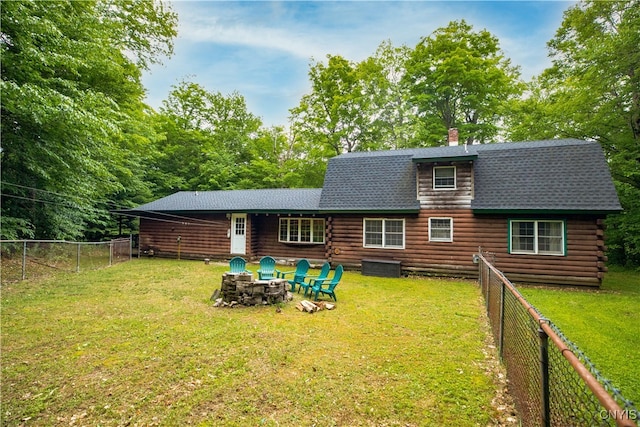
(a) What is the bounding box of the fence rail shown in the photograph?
[477,251,638,427]
[1,238,132,283]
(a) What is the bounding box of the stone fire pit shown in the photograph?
[217,272,290,306]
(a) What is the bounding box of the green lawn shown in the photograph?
[518,266,640,408]
[1,259,509,426]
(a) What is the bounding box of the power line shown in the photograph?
[112,211,225,228]
[0,181,131,211]
[2,193,224,228]
[0,193,104,213]
[2,181,231,228]
[143,210,227,226]
[2,190,228,228]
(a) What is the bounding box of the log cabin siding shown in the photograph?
[139,214,233,259]
[139,213,327,262]
[251,214,327,261]
[416,162,474,209]
[473,214,604,285]
[130,140,619,286]
[138,210,605,285]
[327,210,606,285]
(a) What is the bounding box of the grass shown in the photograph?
[1,259,507,426]
[518,266,640,408]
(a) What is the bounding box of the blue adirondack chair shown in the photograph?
[310,264,343,301]
[276,259,310,292]
[229,256,249,274]
[257,256,277,279]
[298,262,330,296]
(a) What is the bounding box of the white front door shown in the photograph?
[230,213,247,255]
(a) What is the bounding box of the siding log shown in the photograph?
[328,212,606,286]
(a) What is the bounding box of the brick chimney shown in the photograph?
[448,128,459,146]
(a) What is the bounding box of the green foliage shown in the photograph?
[291,20,524,158]
[504,0,640,266]
[605,182,640,266]
[1,0,177,239]
[404,20,523,145]
[150,81,324,193]
[291,41,429,159]
[0,216,34,240]
[367,41,423,150]
[519,267,640,406]
[1,260,504,425]
[3,1,638,257]
[150,81,262,194]
[291,54,380,156]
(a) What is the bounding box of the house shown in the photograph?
[124,138,621,287]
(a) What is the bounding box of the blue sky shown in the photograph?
[142,1,575,127]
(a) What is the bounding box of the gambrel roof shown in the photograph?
[470,139,621,212]
[320,138,620,213]
[127,139,621,215]
[318,151,420,212]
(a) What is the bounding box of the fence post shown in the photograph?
[499,279,505,360]
[539,322,551,427]
[76,243,81,273]
[109,240,113,266]
[485,267,491,310]
[22,240,27,280]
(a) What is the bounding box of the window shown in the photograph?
[429,217,453,242]
[234,216,246,236]
[279,218,325,244]
[433,166,456,189]
[363,218,405,249]
[510,220,565,255]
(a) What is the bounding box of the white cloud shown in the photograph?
[180,19,327,60]
[143,1,574,126]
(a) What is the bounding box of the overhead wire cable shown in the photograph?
[142,210,227,226]
[2,181,229,227]
[1,181,131,211]
[112,211,224,228]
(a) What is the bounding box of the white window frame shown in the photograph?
[429,217,453,242]
[363,218,405,249]
[509,220,565,256]
[279,218,325,244]
[433,166,456,190]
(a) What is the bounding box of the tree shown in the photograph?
[151,81,262,194]
[505,0,640,266]
[290,54,385,157]
[289,43,423,175]
[404,20,523,145]
[1,0,177,239]
[366,41,422,150]
[233,126,307,189]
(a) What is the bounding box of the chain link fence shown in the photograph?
[478,251,638,427]
[1,238,132,283]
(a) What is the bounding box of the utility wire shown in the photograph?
[2,187,229,228]
[2,180,230,226]
[111,211,225,228]
[1,193,104,213]
[143,210,227,226]
[2,193,224,228]
[1,181,131,211]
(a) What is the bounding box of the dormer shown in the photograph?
[412,147,477,209]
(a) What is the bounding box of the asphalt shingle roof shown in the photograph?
[128,139,621,214]
[318,152,420,212]
[471,140,622,212]
[131,188,323,213]
[319,138,621,213]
